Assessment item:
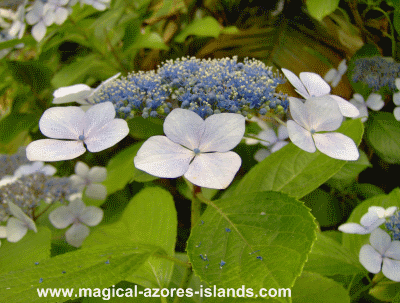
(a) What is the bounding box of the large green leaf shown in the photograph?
[291,272,350,303]
[187,191,317,303]
[367,112,400,164]
[84,187,177,288]
[0,227,51,274]
[227,119,364,199]
[0,243,162,303]
[0,112,38,144]
[303,232,366,277]
[175,16,222,43]
[342,188,400,256]
[306,0,340,21]
[103,142,158,195]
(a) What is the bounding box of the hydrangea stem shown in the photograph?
[191,185,202,229]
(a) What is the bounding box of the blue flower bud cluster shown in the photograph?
[0,173,79,222]
[93,56,288,119]
[0,148,29,179]
[386,210,400,241]
[352,57,400,91]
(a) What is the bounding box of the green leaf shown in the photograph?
[330,150,371,181]
[306,0,340,21]
[84,187,177,288]
[304,232,366,277]
[367,112,400,164]
[342,188,400,256]
[394,9,400,36]
[127,116,164,139]
[352,182,386,199]
[0,243,162,303]
[175,16,222,43]
[103,142,158,195]
[0,112,38,144]
[370,278,400,302]
[187,191,317,302]
[0,227,51,273]
[227,119,364,199]
[291,272,350,303]
[0,36,35,51]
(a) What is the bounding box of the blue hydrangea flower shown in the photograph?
[93,56,287,119]
[386,210,400,240]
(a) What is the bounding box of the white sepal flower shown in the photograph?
[281,68,359,118]
[253,124,289,162]
[287,97,359,160]
[80,0,110,11]
[49,195,103,247]
[25,0,55,41]
[45,0,70,25]
[393,79,400,121]
[349,93,384,122]
[6,202,37,243]
[339,206,397,234]
[134,108,245,189]
[359,228,400,282]
[53,73,121,111]
[26,102,129,162]
[70,161,107,200]
[324,59,347,88]
[13,161,56,178]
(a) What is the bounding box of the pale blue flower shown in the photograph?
[25,0,54,41]
[324,59,347,88]
[70,161,107,200]
[5,201,37,243]
[134,108,245,189]
[349,93,384,122]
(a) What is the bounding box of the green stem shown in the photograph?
[367,7,396,57]
[273,116,287,127]
[153,253,192,269]
[191,185,202,229]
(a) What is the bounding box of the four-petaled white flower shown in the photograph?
[392,78,400,121]
[339,206,397,234]
[70,161,107,200]
[53,73,121,111]
[49,195,103,247]
[134,108,245,189]
[281,68,359,118]
[359,228,400,282]
[45,0,70,25]
[25,0,54,41]
[13,161,57,178]
[26,101,129,162]
[324,59,348,88]
[349,93,384,122]
[5,202,37,243]
[287,96,359,160]
[80,0,111,11]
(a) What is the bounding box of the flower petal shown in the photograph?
[338,223,370,234]
[84,119,129,152]
[85,184,107,200]
[184,151,241,189]
[350,97,368,122]
[271,141,288,153]
[79,206,103,226]
[199,113,245,152]
[254,148,270,162]
[299,72,331,97]
[281,68,309,99]
[394,107,400,121]
[305,97,343,132]
[384,241,400,260]
[370,228,392,255]
[134,136,194,178]
[277,125,289,140]
[287,120,316,153]
[31,21,47,41]
[359,244,382,274]
[6,217,28,242]
[88,167,107,183]
[39,106,85,139]
[0,226,6,238]
[313,133,359,161]
[69,175,86,190]
[164,108,205,150]
[26,139,86,161]
[329,95,360,118]
[324,68,337,83]
[393,92,400,106]
[65,223,90,247]
[49,205,75,229]
[338,59,348,75]
[382,258,400,282]
[258,128,278,147]
[366,93,384,111]
[7,202,37,232]
[53,84,92,104]
[288,97,310,130]
[82,102,117,139]
[75,161,89,177]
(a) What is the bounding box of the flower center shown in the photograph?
[193,148,201,155]
[78,135,85,141]
[310,128,316,134]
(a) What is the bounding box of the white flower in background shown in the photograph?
[134,108,245,189]
[5,202,37,242]
[13,161,56,178]
[7,1,27,39]
[324,59,348,88]
[281,68,359,118]
[53,73,121,111]
[393,78,400,121]
[45,0,70,25]
[25,0,55,41]
[26,101,129,162]
[0,226,7,247]
[287,96,359,160]
[70,161,107,200]
[359,228,400,282]
[80,0,110,11]
[349,93,384,122]
[339,206,397,234]
[49,195,103,247]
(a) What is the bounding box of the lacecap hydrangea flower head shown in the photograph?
[134,108,245,189]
